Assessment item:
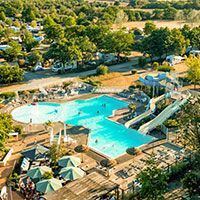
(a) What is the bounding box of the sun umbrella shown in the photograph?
[74,145,90,163]
[27,166,52,179]
[59,167,84,180]
[21,145,49,161]
[58,156,81,168]
[36,178,62,194]
[126,147,141,156]
[100,159,117,168]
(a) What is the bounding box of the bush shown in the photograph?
[96,65,108,75]
[63,81,72,89]
[43,171,54,179]
[152,62,159,70]
[0,92,16,99]
[138,57,147,68]
[0,64,24,84]
[131,69,138,74]
[158,64,175,72]
[128,102,136,113]
[129,84,136,90]
[14,125,23,134]
[163,119,179,128]
[28,89,38,93]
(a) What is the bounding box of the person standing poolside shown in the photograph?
[29,118,32,131]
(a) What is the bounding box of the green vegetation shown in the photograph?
[0,64,24,84]
[128,102,136,113]
[0,92,16,99]
[163,119,179,128]
[43,171,54,179]
[158,64,175,72]
[96,65,108,75]
[131,69,138,74]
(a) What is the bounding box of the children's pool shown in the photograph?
[12,95,153,158]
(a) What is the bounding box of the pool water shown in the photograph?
[12,95,153,158]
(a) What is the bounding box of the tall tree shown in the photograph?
[44,38,80,67]
[144,21,157,35]
[136,153,168,200]
[2,40,21,62]
[23,31,39,52]
[0,11,6,22]
[186,55,200,89]
[178,96,200,150]
[44,24,64,42]
[104,30,134,61]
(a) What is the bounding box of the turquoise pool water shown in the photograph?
[12,95,153,158]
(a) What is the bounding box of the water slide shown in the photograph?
[138,93,191,135]
[125,94,165,128]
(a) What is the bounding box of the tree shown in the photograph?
[128,102,136,113]
[44,24,64,42]
[63,16,76,26]
[5,18,12,26]
[189,26,200,48]
[43,171,54,179]
[177,96,200,150]
[44,38,80,67]
[163,7,177,20]
[144,21,157,35]
[26,51,42,66]
[3,40,21,62]
[186,55,200,89]
[114,10,128,25]
[77,36,96,64]
[96,65,108,75]
[31,20,37,28]
[14,19,21,28]
[104,30,134,61]
[0,64,24,84]
[182,171,200,197]
[170,28,186,55]
[136,153,168,200]
[47,144,66,166]
[23,31,39,52]
[43,15,56,27]
[0,11,6,22]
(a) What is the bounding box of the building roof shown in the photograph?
[42,172,119,200]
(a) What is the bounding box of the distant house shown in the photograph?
[0,45,11,51]
[97,52,116,62]
[166,55,185,66]
[134,35,144,41]
[10,26,20,32]
[189,50,200,57]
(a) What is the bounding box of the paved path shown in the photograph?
[0,58,143,93]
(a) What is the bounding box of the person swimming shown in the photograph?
[97,111,99,114]
[78,110,82,115]
[55,109,58,113]
[95,139,98,144]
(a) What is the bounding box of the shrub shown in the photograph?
[158,64,175,72]
[152,62,159,70]
[96,65,108,75]
[163,119,179,128]
[26,51,42,66]
[14,125,23,134]
[63,81,72,89]
[131,69,138,74]
[28,89,38,93]
[128,102,136,113]
[129,84,136,90]
[138,57,147,68]
[0,92,16,99]
[0,64,24,84]
[43,171,54,179]
[135,81,142,88]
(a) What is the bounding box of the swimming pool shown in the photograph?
[12,95,153,158]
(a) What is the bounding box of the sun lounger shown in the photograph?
[21,158,30,172]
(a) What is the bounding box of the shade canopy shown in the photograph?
[36,178,62,194]
[27,166,52,179]
[59,167,84,180]
[126,147,141,155]
[21,145,49,161]
[58,156,80,168]
[100,159,117,168]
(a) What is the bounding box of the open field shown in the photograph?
[113,20,200,30]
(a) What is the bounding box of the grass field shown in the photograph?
[112,20,200,30]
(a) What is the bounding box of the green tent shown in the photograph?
[27,166,52,179]
[21,145,49,160]
[59,167,85,180]
[58,156,80,168]
[36,178,62,194]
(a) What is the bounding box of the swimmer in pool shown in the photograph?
[97,111,99,114]
[95,139,98,144]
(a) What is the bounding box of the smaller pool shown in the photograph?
[12,95,153,158]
